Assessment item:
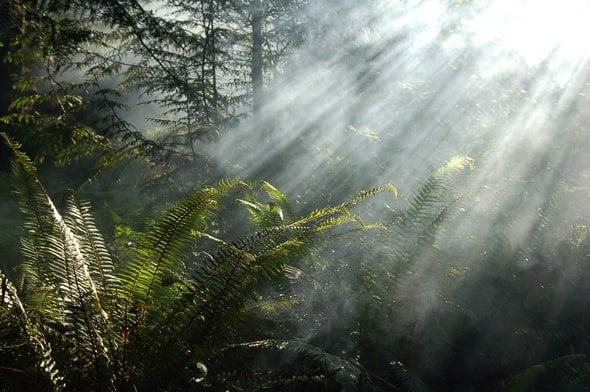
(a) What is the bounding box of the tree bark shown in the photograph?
[0,0,20,170]
[0,0,14,118]
[250,0,264,117]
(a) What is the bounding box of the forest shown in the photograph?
[1,0,589,390]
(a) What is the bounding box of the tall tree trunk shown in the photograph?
[208,0,219,119]
[250,0,264,117]
[0,0,20,170]
[0,0,14,118]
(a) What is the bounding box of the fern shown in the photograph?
[1,132,398,390]
[504,354,590,391]
[213,339,429,391]
[61,190,119,299]
[119,178,247,318]
[2,132,116,390]
[1,271,65,391]
[126,183,397,388]
[388,155,473,249]
[237,180,307,231]
[215,339,366,390]
[388,361,430,392]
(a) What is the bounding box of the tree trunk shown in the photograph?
[0,0,21,170]
[0,0,14,118]
[250,0,264,117]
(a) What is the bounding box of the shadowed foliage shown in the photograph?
[0,132,397,391]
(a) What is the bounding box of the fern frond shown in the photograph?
[504,354,589,391]
[237,194,286,229]
[391,156,473,245]
[126,228,293,386]
[260,180,297,222]
[120,179,247,316]
[3,133,114,389]
[60,190,123,362]
[235,181,298,230]
[1,271,65,390]
[62,190,120,298]
[219,339,366,390]
[389,361,430,392]
[432,155,475,180]
[183,228,297,327]
[293,184,397,229]
[132,184,398,386]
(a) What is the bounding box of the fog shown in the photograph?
[2,0,589,389]
[206,0,590,384]
[212,0,589,208]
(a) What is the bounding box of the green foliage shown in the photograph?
[0,269,64,391]
[214,339,367,390]
[239,156,474,390]
[0,0,186,183]
[0,133,395,391]
[238,180,298,229]
[2,132,116,390]
[2,1,589,390]
[3,131,589,391]
[505,354,590,391]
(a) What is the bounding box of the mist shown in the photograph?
[207,0,590,386]
[2,0,590,389]
[213,0,589,203]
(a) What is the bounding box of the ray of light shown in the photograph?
[211,0,590,222]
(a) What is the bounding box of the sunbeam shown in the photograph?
[468,0,590,66]
[212,0,590,209]
[2,0,590,389]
